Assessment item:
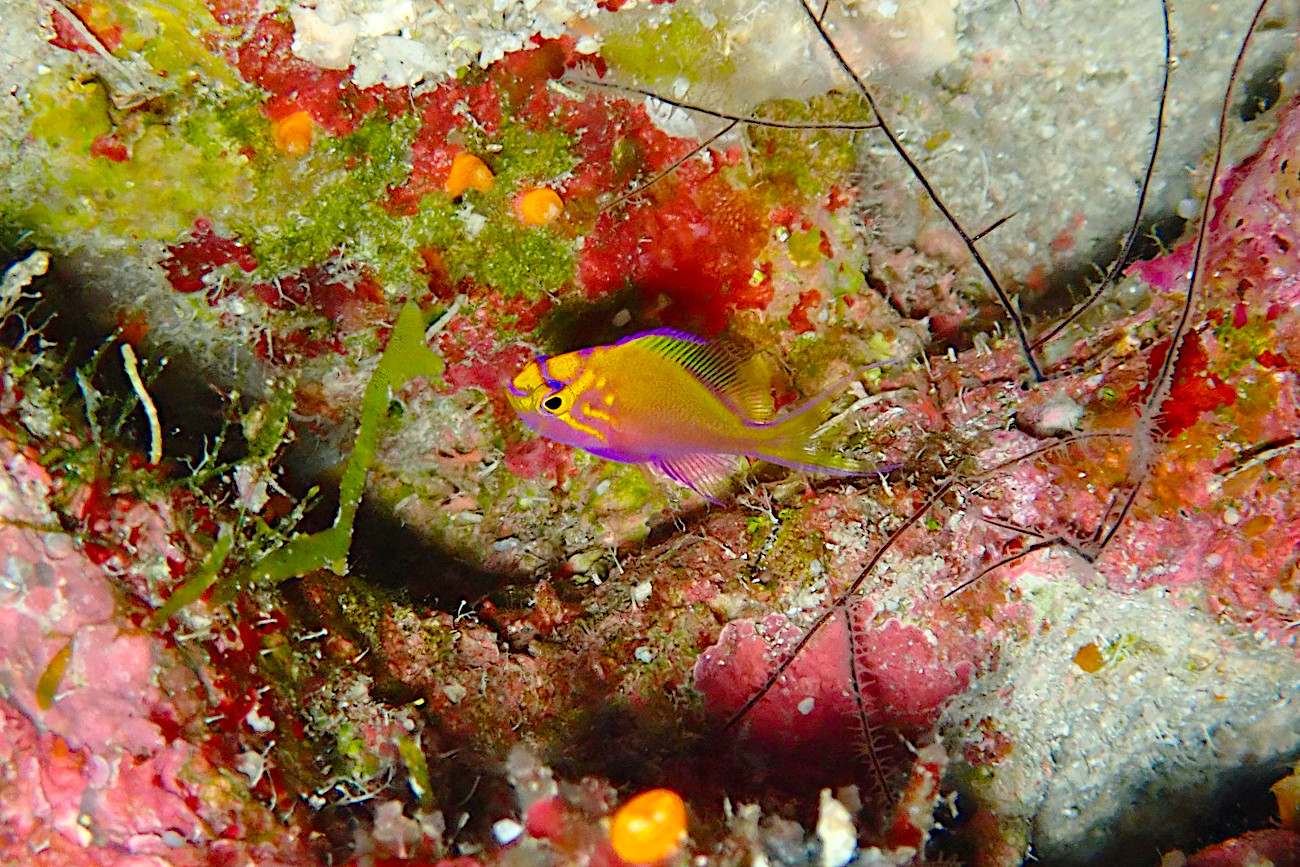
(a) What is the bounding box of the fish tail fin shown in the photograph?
[752,371,875,477]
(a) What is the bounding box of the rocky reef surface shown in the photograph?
[1,0,1299,865]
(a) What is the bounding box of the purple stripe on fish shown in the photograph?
[614,327,707,347]
[538,356,564,390]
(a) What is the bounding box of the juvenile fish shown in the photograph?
[507,329,877,498]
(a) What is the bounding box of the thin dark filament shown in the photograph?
[570,77,881,131]
[720,430,1135,734]
[972,213,1017,243]
[979,514,1046,539]
[796,0,1044,381]
[600,119,740,213]
[1092,0,1270,555]
[942,539,1058,598]
[721,479,954,733]
[1031,0,1173,353]
[846,615,894,798]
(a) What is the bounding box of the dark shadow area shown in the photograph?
[1240,53,1286,122]
[0,249,251,470]
[348,498,521,609]
[1034,756,1297,867]
[1020,211,1189,324]
[534,284,665,352]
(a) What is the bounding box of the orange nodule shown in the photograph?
[271,110,315,157]
[446,152,495,196]
[609,788,687,865]
[1073,642,1104,673]
[517,187,564,226]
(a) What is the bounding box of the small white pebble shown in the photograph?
[635,646,656,664]
[1223,507,1241,525]
[797,697,816,715]
[244,705,276,733]
[443,682,468,704]
[631,580,653,605]
[492,818,524,845]
[816,789,857,867]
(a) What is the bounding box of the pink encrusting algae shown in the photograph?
[0,442,320,864]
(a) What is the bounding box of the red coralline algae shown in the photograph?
[249,262,389,327]
[162,218,259,296]
[578,171,773,336]
[789,289,823,334]
[230,16,392,136]
[1138,331,1237,439]
[850,617,974,736]
[1184,829,1300,867]
[503,437,574,484]
[692,612,861,790]
[47,1,122,53]
[90,133,130,162]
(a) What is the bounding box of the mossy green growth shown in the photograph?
[242,112,420,277]
[245,112,576,296]
[19,76,258,245]
[601,9,733,86]
[250,302,443,583]
[404,202,575,300]
[398,122,577,298]
[743,93,868,201]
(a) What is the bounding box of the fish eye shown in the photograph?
[541,393,566,414]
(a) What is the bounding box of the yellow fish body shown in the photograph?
[507,329,873,497]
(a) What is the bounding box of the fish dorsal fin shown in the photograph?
[620,329,775,422]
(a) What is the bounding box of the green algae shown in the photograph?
[743,93,868,201]
[397,734,434,808]
[243,112,419,278]
[36,640,73,711]
[786,227,826,267]
[244,112,575,296]
[101,0,244,90]
[14,0,257,247]
[19,77,258,244]
[601,10,733,86]
[249,302,442,583]
[151,523,234,627]
[403,200,575,299]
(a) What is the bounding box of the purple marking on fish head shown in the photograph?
[507,349,612,452]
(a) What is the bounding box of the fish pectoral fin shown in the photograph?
[648,453,742,502]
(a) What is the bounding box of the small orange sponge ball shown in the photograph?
[271,110,315,156]
[1073,642,1104,673]
[446,152,495,196]
[609,788,687,864]
[517,187,564,226]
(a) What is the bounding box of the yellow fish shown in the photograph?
[507,329,876,498]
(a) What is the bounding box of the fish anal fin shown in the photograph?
[649,453,742,501]
[621,329,775,422]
